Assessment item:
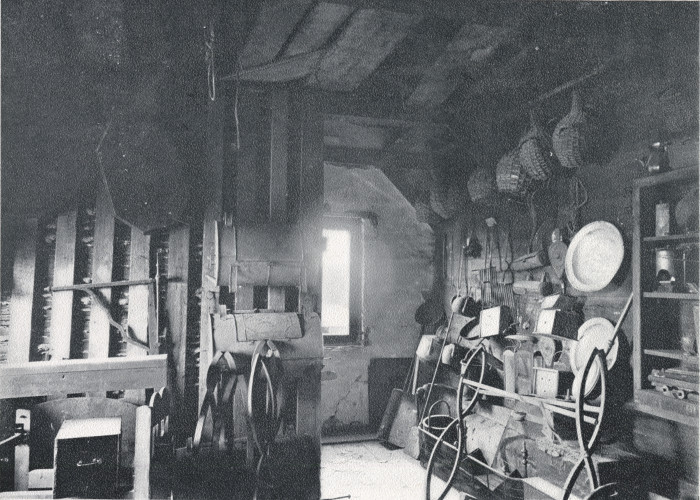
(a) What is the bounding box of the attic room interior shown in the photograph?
[0,1,699,499]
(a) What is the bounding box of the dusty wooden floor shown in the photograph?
[321,441,462,500]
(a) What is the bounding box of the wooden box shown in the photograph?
[53,418,121,499]
[533,309,580,340]
[533,367,575,399]
[479,306,511,338]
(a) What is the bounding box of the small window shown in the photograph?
[321,217,362,345]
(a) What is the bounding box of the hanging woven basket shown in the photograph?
[430,183,469,220]
[552,90,590,170]
[518,111,555,181]
[467,167,496,203]
[496,148,531,197]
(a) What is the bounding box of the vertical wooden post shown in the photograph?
[133,405,151,500]
[199,91,224,409]
[124,228,151,403]
[50,211,78,361]
[632,182,642,392]
[127,228,151,354]
[268,87,290,311]
[297,91,324,455]
[167,225,190,441]
[299,92,324,307]
[7,218,38,364]
[14,409,30,491]
[269,88,289,223]
[88,187,116,360]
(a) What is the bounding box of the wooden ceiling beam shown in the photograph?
[283,2,355,57]
[310,8,421,91]
[323,0,523,26]
[238,0,316,69]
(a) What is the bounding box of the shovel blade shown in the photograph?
[377,388,404,441]
[387,394,418,448]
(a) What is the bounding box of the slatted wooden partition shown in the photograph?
[2,188,194,441]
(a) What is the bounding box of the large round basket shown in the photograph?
[552,90,589,170]
[519,112,554,181]
[430,183,469,219]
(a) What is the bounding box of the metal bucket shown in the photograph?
[419,400,457,454]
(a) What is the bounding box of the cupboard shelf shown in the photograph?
[633,166,699,425]
[631,389,698,427]
[643,349,698,362]
[643,292,699,300]
[643,233,699,245]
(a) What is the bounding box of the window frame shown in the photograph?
[321,216,363,346]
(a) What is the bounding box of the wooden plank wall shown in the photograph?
[3,192,193,442]
[7,219,38,364]
[167,226,190,439]
[87,188,116,360]
[51,211,77,361]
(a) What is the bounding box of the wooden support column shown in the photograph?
[127,228,151,354]
[199,90,225,409]
[234,87,267,311]
[50,211,78,361]
[7,218,38,364]
[268,87,290,311]
[297,91,324,454]
[124,228,150,403]
[299,91,324,308]
[88,187,116,360]
[167,225,190,441]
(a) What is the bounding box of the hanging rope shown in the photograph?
[205,22,216,101]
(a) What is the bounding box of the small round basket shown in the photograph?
[519,112,555,181]
[496,148,531,197]
[430,183,469,219]
[552,90,590,170]
[467,167,496,203]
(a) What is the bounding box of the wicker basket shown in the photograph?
[430,183,469,220]
[467,167,496,202]
[518,112,554,181]
[552,91,589,170]
[496,148,531,196]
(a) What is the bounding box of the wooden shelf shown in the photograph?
[634,167,699,188]
[643,233,699,245]
[644,349,699,362]
[632,389,698,427]
[643,292,699,300]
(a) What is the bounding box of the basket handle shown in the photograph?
[427,399,451,418]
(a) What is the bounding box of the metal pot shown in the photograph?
[655,248,676,278]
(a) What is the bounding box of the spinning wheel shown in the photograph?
[563,348,608,500]
[424,344,486,500]
[247,340,285,499]
[193,351,240,453]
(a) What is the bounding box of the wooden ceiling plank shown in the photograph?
[323,0,521,27]
[312,8,422,91]
[284,2,355,57]
[406,23,520,108]
[239,0,316,69]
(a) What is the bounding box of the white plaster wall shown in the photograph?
[321,164,434,431]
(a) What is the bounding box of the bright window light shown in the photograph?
[321,229,351,336]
